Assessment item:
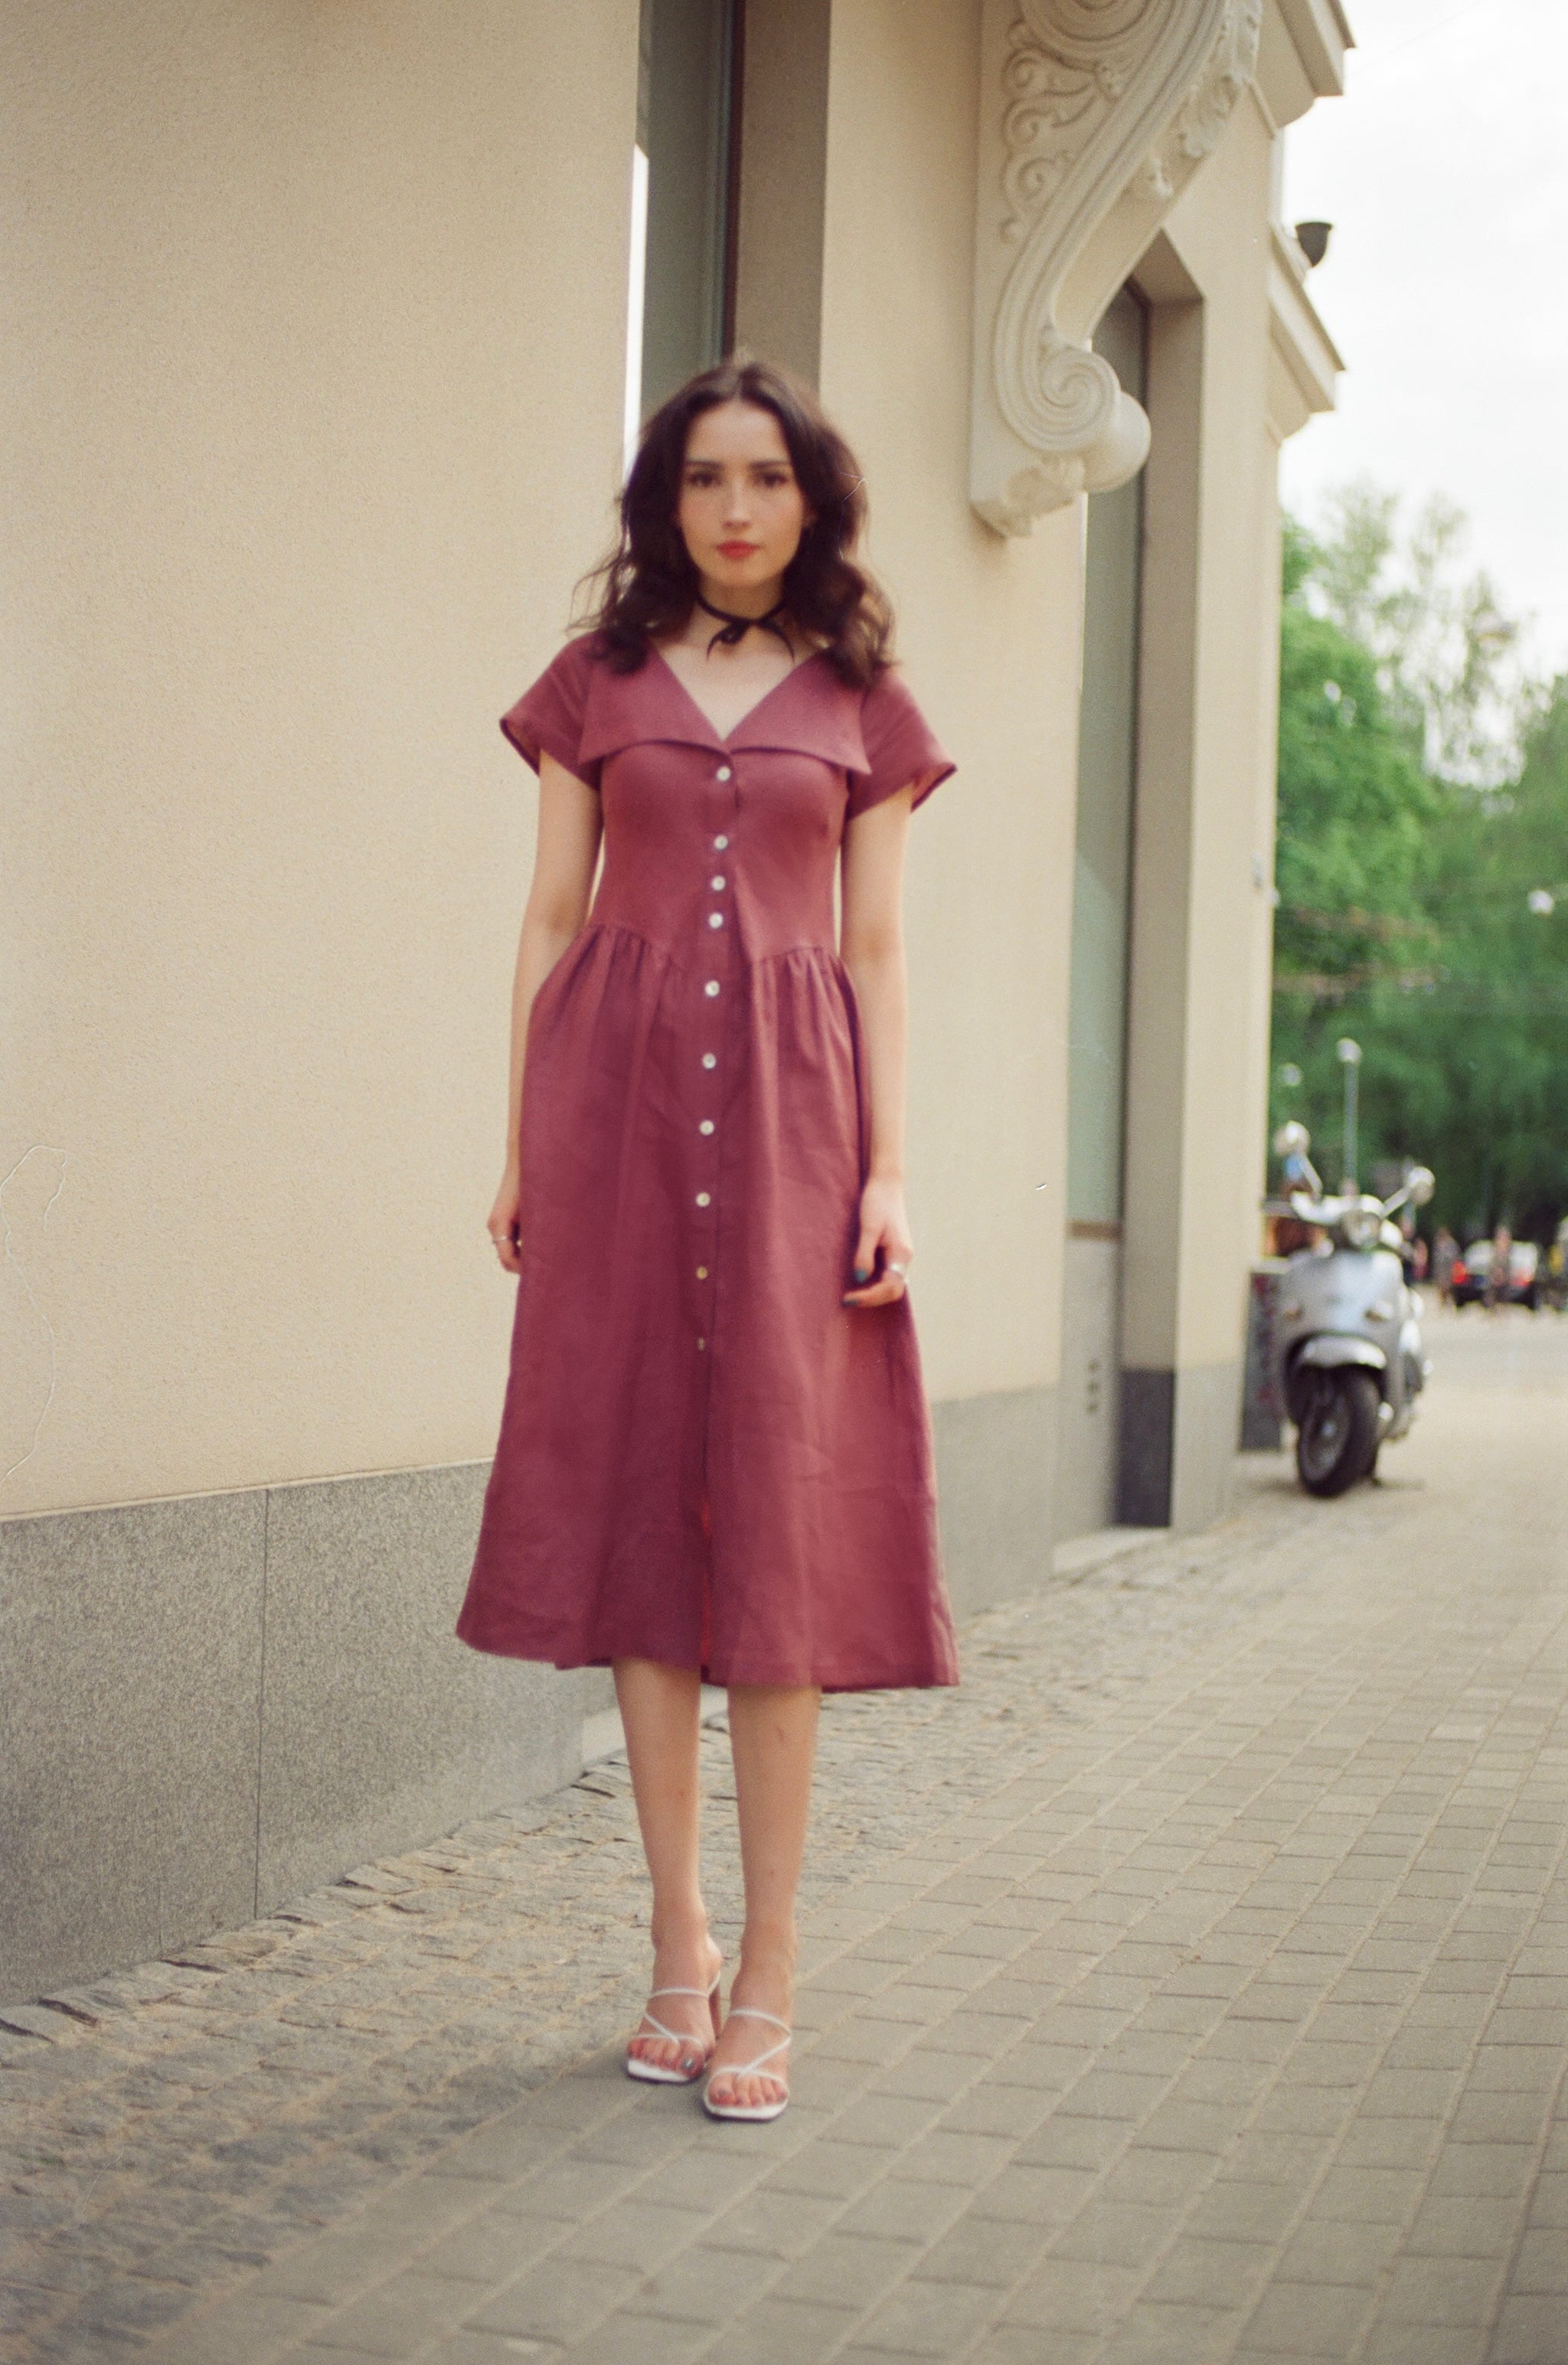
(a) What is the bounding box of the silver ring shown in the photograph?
[886,1260,909,1278]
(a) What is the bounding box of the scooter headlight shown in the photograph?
[1341,1204,1380,1250]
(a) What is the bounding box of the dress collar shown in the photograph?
[577,646,868,773]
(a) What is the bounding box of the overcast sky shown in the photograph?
[1281,0,1568,674]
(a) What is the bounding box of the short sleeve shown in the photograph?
[847,667,956,819]
[499,637,601,790]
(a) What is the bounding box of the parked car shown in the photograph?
[1452,1239,1540,1309]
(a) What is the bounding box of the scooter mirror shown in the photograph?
[1406,1166,1435,1207]
[1273,1120,1311,1157]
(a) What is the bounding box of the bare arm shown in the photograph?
[839,785,916,1307]
[488,751,602,1274]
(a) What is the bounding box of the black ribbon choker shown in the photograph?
[696,594,793,656]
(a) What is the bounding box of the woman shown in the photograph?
[457,358,959,2122]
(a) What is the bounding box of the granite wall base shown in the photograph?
[0,1466,582,2006]
[1119,1368,1177,1527]
[931,1385,1057,1618]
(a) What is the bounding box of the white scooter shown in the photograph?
[1266,1123,1435,1497]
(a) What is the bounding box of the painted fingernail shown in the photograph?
[854,1266,871,1283]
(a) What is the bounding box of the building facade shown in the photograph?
[2,0,1345,2000]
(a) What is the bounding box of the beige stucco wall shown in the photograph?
[819,0,1084,1411]
[2,2,641,1517]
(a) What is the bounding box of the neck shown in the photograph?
[695,574,786,620]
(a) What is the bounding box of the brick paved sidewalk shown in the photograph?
[7,1313,1568,2364]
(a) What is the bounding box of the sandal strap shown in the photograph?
[632,1971,722,2049]
[710,2007,792,2085]
[714,2036,789,2078]
[634,2009,694,2046]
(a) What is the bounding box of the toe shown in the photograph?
[709,2068,784,2111]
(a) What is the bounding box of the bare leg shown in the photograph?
[706,1682,821,2111]
[615,1658,722,2077]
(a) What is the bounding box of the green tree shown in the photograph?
[1270,495,1568,1240]
[1274,518,1438,993]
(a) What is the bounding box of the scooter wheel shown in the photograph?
[1296,1370,1381,1497]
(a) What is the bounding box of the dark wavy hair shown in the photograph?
[578,358,893,686]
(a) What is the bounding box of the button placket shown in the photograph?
[694,763,737,1363]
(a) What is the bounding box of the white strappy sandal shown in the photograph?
[624,1969,723,2086]
[701,2006,791,2122]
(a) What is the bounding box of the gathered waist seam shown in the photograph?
[581,918,843,976]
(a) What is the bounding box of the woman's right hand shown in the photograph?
[488,1168,524,1276]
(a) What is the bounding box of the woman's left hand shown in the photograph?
[842,1176,913,1307]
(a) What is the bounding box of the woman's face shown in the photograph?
[676,401,810,607]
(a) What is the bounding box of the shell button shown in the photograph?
[716,766,733,783]
[701,1052,717,1069]
[699,1120,715,1136]
[704,981,720,997]
[714,834,729,850]
[695,1192,711,1209]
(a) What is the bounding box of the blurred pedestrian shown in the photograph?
[1272,1213,1321,1257]
[1547,1229,1566,1313]
[1486,1222,1513,1313]
[1431,1225,1457,1306]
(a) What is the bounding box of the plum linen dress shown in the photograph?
[456,634,960,1693]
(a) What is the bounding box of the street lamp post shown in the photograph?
[1336,1036,1362,1193]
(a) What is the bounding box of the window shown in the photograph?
[626,0,740,459]
[1065,286,1148,1228]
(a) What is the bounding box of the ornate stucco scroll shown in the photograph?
[972,0,1262,535]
